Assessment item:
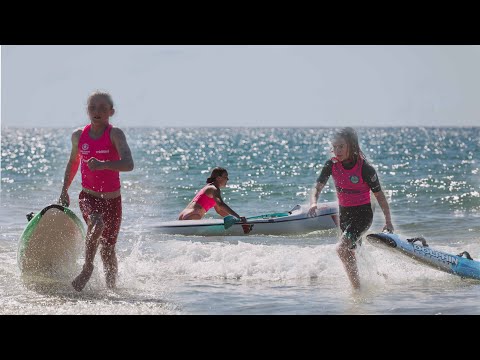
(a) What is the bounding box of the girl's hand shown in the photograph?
[87,158,105,171]
[383,222,394,233]
[59,191,70,207]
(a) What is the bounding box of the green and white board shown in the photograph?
[18,204,85,279]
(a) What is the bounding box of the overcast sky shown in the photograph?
[1,45,479,128]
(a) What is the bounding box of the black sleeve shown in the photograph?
[316,160,333,184]
[362,161,382,193]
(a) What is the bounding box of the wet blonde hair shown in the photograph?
[87,91,114,108]
[333,127,366,163]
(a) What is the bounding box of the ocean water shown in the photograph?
[1,127,479,315]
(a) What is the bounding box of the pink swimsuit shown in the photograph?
[192,186,217,211]
[78,124,120,192]
[78,123,122,244]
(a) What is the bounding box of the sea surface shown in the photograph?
[1,127,479,314]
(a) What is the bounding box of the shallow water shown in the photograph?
[1,127,479,314]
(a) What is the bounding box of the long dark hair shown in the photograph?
[206,167,227,184]
[333,127,366,163]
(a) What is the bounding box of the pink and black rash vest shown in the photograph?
[331,157,371,207]
[78,124,120,192]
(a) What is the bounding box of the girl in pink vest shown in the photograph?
[178,167,246,223]
[309,127,394,290]
[59,91,134,292]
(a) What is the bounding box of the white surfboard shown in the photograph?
[17,204,85,280]
[152,203,339,236]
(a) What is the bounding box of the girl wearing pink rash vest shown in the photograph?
[59,91,134,292]
[178,167,247,223]
[79,123,121,192]
[309,127,394,290]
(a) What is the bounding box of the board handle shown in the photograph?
[457,251,473,260]
[407,236,429,247]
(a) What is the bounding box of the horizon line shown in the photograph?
[2,125,479,130]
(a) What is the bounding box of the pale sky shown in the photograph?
[1,45,479,128]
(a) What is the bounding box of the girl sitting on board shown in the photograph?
[178,167,247,223]
[309,127,394,290]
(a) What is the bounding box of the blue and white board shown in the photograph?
[366,232,480,280]
[18,204,85,279]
